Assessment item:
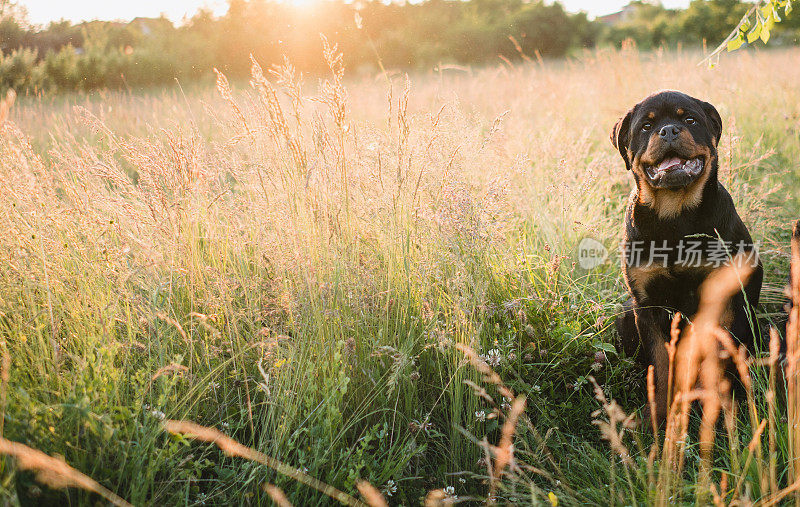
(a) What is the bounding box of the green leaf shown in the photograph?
[747,23,762,43]
[765,12,777,30]
[727,37,744,52]
[727,36,745,52]
[593,342,617,356]
[761,26,771,43]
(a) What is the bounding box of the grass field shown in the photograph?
[1,45,799,505]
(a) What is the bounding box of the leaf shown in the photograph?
[787,2,793,17]
[772,3,782,22]
[594,342,617,356]
[765,12,777,30]
[727,36,745,52]
[747,23,762,43]
[761,25,771,43]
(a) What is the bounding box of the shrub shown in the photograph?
[0,48,41,94]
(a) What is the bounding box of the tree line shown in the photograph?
[1,0,799,94]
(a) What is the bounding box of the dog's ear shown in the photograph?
[699,100,722,146]
[611,109,634,170]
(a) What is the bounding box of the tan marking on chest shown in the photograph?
[626,264,671,288]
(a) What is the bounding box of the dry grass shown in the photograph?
[163,419,368,506]
[0,438,132,506]
[0,45,798,504]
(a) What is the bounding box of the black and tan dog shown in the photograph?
[612,91,762,422]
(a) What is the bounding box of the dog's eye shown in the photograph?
[685,116,696,125]
[642,122,652,131]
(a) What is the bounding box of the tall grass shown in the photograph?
[0,44,798,504]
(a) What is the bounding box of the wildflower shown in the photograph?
[273,358,288,369]
[485,348,501,367]
[410,419,434,433]
[150,409,166,420]
[409,371,421,381]
[532,384,541,393]
[475,410,486,422]
[591,362,602,371]
[443,486,457,500]
[548,491,559,506]
[382,480,397,497]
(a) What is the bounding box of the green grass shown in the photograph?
[0,46,798,505]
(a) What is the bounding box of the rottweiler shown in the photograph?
[611,91,763,422]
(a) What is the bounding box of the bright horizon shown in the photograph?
[20,0,692,26]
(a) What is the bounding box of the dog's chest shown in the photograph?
[625,262,713,310]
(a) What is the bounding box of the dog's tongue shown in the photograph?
[657,157,683,172]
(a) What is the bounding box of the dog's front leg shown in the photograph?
[633,305,672,422]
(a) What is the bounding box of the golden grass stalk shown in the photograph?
[455,343,514,399]
[424,489,447,506]
[355,481,389,507]
[0,438,132,507]
[0,347,8,438]
[150,363,188,381]
[492,395,526,488]
[767,327,780,495]
[162,420,366,506]
[0,89,14,125]
[646,364,658,486]
[788,219,800,505]
[264,484,293,507]
[655,255,754,504]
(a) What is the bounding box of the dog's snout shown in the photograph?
[658,124,681,143]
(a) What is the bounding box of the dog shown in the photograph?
[611,91,763,422]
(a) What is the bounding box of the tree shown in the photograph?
[704,0,794,62]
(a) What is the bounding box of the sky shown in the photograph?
[19,0,693,26]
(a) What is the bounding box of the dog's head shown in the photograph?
[611,91,722,210]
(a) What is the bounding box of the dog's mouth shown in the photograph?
[644,156,704,188]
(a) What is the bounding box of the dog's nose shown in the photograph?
[658,124,681,143]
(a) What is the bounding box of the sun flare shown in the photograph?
[284,0,317,9]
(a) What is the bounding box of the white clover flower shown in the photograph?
[382,480,397,497]
[486,348,501,367]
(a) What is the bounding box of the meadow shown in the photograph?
[0,44,799,505]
